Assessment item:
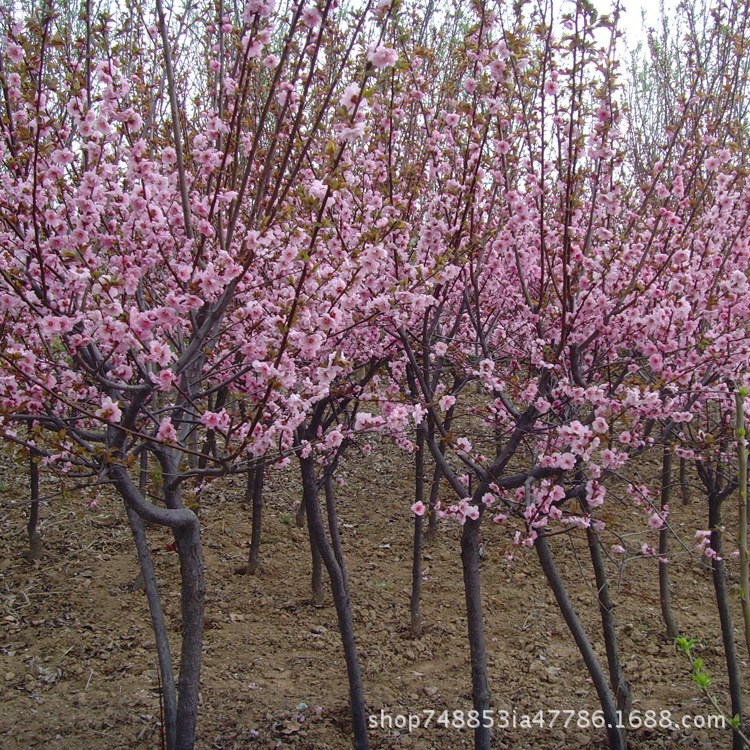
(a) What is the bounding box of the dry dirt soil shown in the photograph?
[0,442,747,750]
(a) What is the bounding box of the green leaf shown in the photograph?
[692,672,711,689]
[674,636,696,654]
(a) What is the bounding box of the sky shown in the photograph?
[594,0,678,51]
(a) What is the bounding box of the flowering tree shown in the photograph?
[0,0,408,747]
[379,1,750,748]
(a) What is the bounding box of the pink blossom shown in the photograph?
[547,484,566,504]
[488,59,505,82]
[368,44,398,69]
[411,501,426,516]
[263,54,280,69]
[412,404,426,425]
[591,417,608,434]
[299,332,322,358]
[339,122,365,142]
[95,396,122,423]
[152,370,176,392]
[353,412,385,432]
[243,0,275,20]
[463,504,480,521]
[586,480,606,508]
[7,43,24,64]
[671,411,693,423]
[324,429,344,449]
[648,352,663,371]
[534,397,550,414]
[600,449,619,469]
[611,544,625,555]
[647,512,664,530]
[245,38,263,59]
[148,340,173,367]
[558,452,576,470]
[156,417,178,443]
[161,147,177,166]
[308,178,330,203]
[456,436,472,453]
[39,316,63,338]
[340,82,360,115]
[123,110,143,132]
[439,394,456,411]
[201,411,222,430]
[301,6,322,28]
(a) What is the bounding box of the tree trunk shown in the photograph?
[323,473,348,592]
[586,527,632,714]
[411,423,426,637]
[247,461,265,574]
[679,457,691,505]
[27,451,43,560]
[125,504,177,750]
[461,516,491,750]
[110,464,204,750]
[300,455,369,750]
[659,446,679,639]
[536,533,626,750]
[736,389,750,660]
[708,493,744,750]
[307,510,325,606]
[173,520,205,750]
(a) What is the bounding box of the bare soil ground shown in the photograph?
[0,443,745,750]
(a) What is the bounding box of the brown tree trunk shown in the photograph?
[659,446,679,639]
[586,527,632,714]
[461,515,491,750]
[247,460,265,574]
[536,533,626,750]
[410,423,426,637]
[27,451,43,560]
[708,492,744,750]
[300,454,368,749]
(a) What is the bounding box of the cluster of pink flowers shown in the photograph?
[0,0,747,566]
